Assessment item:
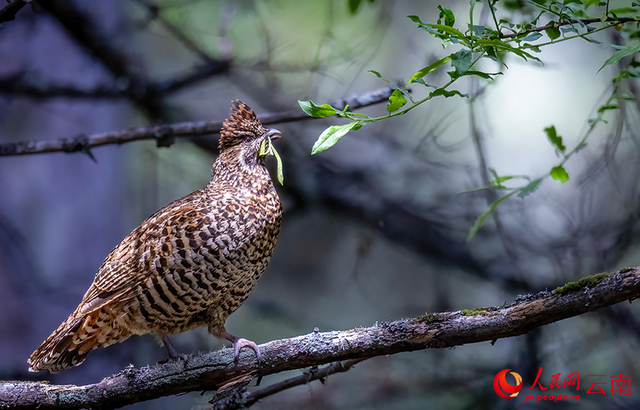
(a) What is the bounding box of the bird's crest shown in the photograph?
[219,100,267,150]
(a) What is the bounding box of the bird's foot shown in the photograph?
[233,338,262,365]
[224,332,262,366]
[159,335,188,364]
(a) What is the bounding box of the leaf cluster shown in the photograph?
[299,0,640,237]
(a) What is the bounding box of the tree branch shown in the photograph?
[0,60,231,100]
[211,358,366,410]
[0,87,394,156]
[0,0,29,24]
[499,17,637,40]
[1,267,639,410]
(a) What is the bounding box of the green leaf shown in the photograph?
[575,142,588,152]
[451,49,473,75]
[550,165,569,183]
[272,144,284,185]
[423,23,466,39]
[518,178,543,198]
[477,39,542,62]
[484,46,507,66]
[311,122,361,154]
[545,21,561,40]
[408,77,429,86]
[597,104,619,114]
[472,25,487,36]
[522,32,543,42]
[449,70,502,81]
[348,0,362,14]
[544,125,566,152]
[407,55,452,85]
[387,89,407,113]
[407,15,423,24]
[298,100,338,118]
[460,70,503,80]
[489,168,516,188]
[437,5,455,27]
[430,88,469,98]
[467,191,517,240]
[259,138,285,185]
[598,42,640,73]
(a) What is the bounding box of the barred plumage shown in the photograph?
[28,100,282,373]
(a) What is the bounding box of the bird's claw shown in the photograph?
[233,337,262,366]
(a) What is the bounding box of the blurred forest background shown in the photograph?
[2,0,640,409]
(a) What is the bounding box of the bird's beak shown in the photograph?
[264,128,281,141]
[258,129,281,158]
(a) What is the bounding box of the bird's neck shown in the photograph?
[208,150,272,191]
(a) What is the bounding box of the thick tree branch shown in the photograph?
[0,87,394,156]
[1,267,639,410]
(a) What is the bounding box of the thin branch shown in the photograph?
[0,87,394,156]
[0,62,230,100]
[211,358,366,410]
[1,267,639,410]
[0,73,127,99]
[499,17,637,40]
[132,0,215,64]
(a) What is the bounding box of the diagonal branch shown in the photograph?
[0,87,394,156]
[211,358,366,410]
[1,267,639,410]
[0,0,29,24]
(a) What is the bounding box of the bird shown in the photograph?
[28,100,283,373]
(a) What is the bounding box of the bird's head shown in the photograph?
[219,100,281,167]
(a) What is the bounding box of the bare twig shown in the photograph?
[211,358,366,410]
[1,267,639,410]
[0,72,127,99]
[132,0,214,63]
[0,87,394,156]
[0,61,230,100]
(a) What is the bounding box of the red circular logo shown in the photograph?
[493,369,523,399]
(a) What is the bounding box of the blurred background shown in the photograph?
[1,0,640,409]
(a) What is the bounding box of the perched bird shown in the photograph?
[28,100,283,373]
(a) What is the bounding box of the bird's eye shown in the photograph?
[245,135,251,142]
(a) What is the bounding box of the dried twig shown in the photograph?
[0,87,394,156]
[211,358,366,410]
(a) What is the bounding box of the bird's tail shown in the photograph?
[28,309,130,373]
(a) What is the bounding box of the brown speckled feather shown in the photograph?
[28,101,282,373]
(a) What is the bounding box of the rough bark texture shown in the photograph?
[0,87,393,156]
[1,267,639,410]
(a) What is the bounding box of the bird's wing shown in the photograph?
[76,194,207,316]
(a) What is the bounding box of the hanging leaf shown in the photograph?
[311,122,361,155]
